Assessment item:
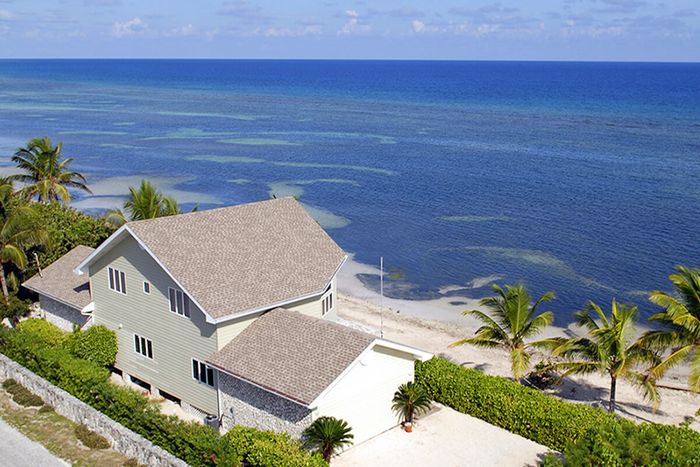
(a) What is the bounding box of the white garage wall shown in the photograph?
[315,345,415,445]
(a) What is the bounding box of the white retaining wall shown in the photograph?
[0,353,186,467]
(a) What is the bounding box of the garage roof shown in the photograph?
[208,308,377,406]
[22,245,94,311]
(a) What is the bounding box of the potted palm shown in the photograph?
[392,381,432,432]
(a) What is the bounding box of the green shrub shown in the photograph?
[547,422,700,466]
[415,357,618,451]
[75,424,111,449]
[0,325,326,467]
[16,319,66,346]
[65,325,118,367]
[38,404,54,414]
[0,296,32,325]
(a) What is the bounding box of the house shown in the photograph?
[23,197,431,445]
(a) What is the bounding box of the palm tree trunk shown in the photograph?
[0,262,9,305]
[609,375,617,413]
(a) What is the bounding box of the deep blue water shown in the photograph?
[0,60,699,324]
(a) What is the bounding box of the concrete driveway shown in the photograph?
[335,405,551,467]
[0,418,67,466]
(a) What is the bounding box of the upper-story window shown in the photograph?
[168,287,190,318]
[143,281,151,294]
[192,358,215,387]
[322,290,333,315]
[108,267,126,294]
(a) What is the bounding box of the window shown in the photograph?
[108,267,126,294]
[192,359,215,387]
[168,288,190,317]
[134,334,153,359]
[322,291,333,315]
[143,282,151,294]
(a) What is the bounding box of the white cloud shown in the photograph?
[111,17,147,38]
[412,19,426,33]
[338,9,369,35]
[0,9,13,20]
[169,24,195,36]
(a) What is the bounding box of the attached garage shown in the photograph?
[208,308,431,445]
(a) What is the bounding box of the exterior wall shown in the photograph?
[90,234,219,415]
[315,346,415,444]
[214,313,261,351]
[218,372,313,437]
[38,296,91,331]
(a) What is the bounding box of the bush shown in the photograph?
[16,319,66,345]
[25,203,115,280]
[416,357,700,464]
[0,325,327,467]
[65,325,118,367]
[75,424,111,449]
[544,422,700,466]
[2,378,20,394]
[0,295,32,325]
[415,357,618,451]
[38,404,54,414]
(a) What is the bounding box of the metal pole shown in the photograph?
[380,256,384,338]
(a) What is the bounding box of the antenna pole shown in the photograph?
[380,256,384,338]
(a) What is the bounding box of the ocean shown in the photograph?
[0,59,698,325]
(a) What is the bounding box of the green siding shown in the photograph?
[90,235,219,415]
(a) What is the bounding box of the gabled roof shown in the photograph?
[23,245,94,311]
[77,197,347,321]
[207,308,377,406]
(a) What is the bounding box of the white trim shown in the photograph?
[107,266,127,295]
[81,302,95,315]
[307,339,433,409]
[192,358,216,387]
[75,224,348,325]
[133,333,154,360]
[207,361,312,408]
[143,281,151,295]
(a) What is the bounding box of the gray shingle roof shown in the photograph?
[23,245,94,310]
[127,197,346,320]
[207,308,376,406]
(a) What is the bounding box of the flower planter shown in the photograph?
[404,422,413,433]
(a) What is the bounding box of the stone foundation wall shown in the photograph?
[0,353,186,467]
[38,296,91,331]
[219,373,313,437]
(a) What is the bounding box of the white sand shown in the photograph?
[338,286,700,428]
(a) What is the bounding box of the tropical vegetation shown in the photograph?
[106,179,190,226]
[391,381,432,424]
[550,300,660,413]
[450,283,556,380]
[10,137,91,204]
[302,416,353,463]
[641,266,700,392]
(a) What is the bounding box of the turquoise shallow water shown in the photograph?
[0,60,699,324]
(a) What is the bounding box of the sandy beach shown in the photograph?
[337,259,700,429]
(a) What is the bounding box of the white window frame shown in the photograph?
[143,281,151,294]
[108,267,127,294]
[168,287,191,318]
[192,358,216,387]
[134,334,153,359]
[321,289,334,316]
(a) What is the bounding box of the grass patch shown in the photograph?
[75,424,111,449]
[3,379,43,407]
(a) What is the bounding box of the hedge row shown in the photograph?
[415,357,700,464]
[0,322,326,467]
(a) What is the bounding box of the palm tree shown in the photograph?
[0,205,49,305]
[106,179,186,226]
[551,300,660,413]
[450,283,556,381]
[640,266,700,392]
[392,381,432,424]
[11,137,91,204]
[302,416,353,463]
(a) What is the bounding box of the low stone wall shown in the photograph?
[0,353,186,467]
[219,372,313,437]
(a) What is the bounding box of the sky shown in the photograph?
[0,0,698,61]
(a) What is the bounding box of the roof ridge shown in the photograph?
[128,196,297,228]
